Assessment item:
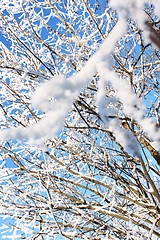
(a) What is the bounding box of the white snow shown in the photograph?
[0,0,160,155]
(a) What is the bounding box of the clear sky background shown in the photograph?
[0,1,159,239]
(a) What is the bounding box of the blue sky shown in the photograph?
[0,1,160,239]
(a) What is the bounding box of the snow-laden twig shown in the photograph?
[0,0,160,155]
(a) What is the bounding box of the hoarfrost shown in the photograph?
[0,0,160,155]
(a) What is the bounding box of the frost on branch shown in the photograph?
[0,0,160,156]
[0,0,160,239]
